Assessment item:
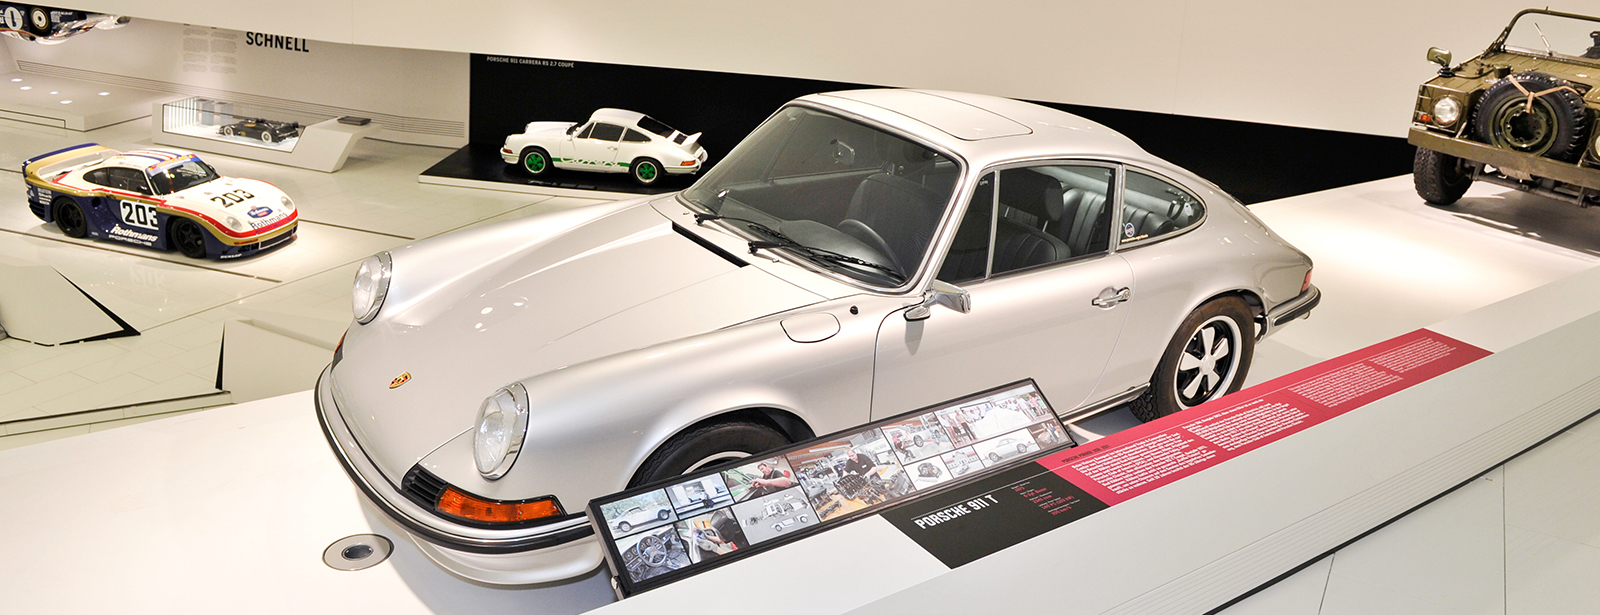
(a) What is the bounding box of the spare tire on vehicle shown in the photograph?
[1472,71,1590,162]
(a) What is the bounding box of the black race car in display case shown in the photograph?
[219,118,302,143]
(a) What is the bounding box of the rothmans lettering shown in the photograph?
[245,32,310,53]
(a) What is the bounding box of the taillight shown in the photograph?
[1301,268,1313,293]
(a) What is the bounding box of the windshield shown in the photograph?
[681,106,959,286]
[148,159,220,195]
[1501,11,1600,64]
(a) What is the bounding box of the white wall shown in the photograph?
[2,19,467,146]
[64,0,1543,138]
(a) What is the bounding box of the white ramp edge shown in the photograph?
[0,263,129,345]
[220,320,334,405]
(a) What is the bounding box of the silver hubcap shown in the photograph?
[1175,315,1240,408]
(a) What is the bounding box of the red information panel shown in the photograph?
[1040,328,1491,506]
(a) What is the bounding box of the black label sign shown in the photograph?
[246,32,310,52]
[881,462,1107,568]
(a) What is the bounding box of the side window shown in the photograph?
[1120,170,1204,245]
[107,168,152,195]
[991,164,1112,276]
[622,129,650,143]
[576,123,595,139]
[937,173,994,284]
[590,123,624,142]
[84,168,115,188]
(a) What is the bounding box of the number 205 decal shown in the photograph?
[209,189,254,207]
[119,200,160,230]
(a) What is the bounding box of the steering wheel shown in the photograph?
[836,219,900,274]
[637,534,670,567]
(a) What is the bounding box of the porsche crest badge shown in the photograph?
[389,372,411,389]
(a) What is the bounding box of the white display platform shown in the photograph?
[0,263,123,345]
[151,99,380,172]
[418,172,639,201]
[0,71,163,131]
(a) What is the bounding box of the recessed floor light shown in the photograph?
[98,92,110,96]
[48,90,58,94]
[9,78,20,82]
[60,100,72,104]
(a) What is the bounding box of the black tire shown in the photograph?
[1016,443,1028,454]
[221,126,235,136]
[1472,71,1589,162]
[631,157,663,186]
[1413,147,1473,206]
[656,510,669,521]
[1138,296,1256,422]
[617,521,632,533]
[913,435,924,447]
[51,197,87,238]
[168,218,208,259]
[631,419,790,486]
[519,147,552,177]
[987,452,1001,463]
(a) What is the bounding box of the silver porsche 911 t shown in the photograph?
[316,89,1320,584]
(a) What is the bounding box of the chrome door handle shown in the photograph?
[1092,287,1131,308]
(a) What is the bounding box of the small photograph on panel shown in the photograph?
[1028,421,1074,449]
[676,507,749,565]
[882,412,955,465]
[599,489,677,538]
[1017,390,1056,422]
[666,473,734,515]
[728,486,818,545]
[906,455,954,491]
[722,456,797,504]
[935,403,987,449]
[941,447,983,479]
[967,398,1037,440]
[786,428,914,522]
[974,428,1040,467]
[617,524,692,584]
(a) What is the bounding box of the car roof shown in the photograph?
[798,89,1156,170]
[102,148,198,174]
[590,108,647,126]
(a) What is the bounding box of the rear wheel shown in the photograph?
[631,157,662,186]
[221,126,236,136]
[51,197,87,238]
[168,218,208,259]
[1413,147,1472,206]
[1136,296,1255,422]
[260,131,275,143]
[632,419,790,486]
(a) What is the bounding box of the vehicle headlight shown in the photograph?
[222,214,248,232]
[279,195,294,209]
[475,383,530,480]
[1432,96,1461,126]
[351,252,392,324]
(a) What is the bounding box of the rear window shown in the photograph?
[637,115,676,138]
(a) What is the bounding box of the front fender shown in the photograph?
[420,300,880,508]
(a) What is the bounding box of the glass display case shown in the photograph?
[159,97,329,152]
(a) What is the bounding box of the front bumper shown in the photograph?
[1408,127,1600,191]
[313,364,604,584]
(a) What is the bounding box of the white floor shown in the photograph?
[3,109,1600,613]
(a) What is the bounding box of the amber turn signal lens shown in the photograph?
[681,160,696,166]
[437,488,562,524]
[1302,269,1313,293]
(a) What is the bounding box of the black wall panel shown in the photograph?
[470,54,1412,204]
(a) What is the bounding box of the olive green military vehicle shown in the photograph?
[1410,9,1600,207]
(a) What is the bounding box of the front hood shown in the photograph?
[522,121,577,137]
[334,199,824,484]
[171,177,294,231]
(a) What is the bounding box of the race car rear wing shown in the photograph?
[22,143,117,183]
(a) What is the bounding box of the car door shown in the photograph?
[571,122,625,170]
[871,163,1136,419]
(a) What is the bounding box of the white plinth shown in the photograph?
[151,100,380,172]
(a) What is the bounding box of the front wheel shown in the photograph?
[221,126,236,136]
[168,218,209,259]
[1137,296,1255,422]
[630,157,662,186]
[631,418,790,486]
[616,521,632,533]
[260,131,275,143]
[519,147,552,177]
[1413,147,1472,206]
[52,197,88,238]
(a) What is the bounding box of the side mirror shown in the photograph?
[567,124,580,135]
[905,280,971,321]
[1426,47,1452,68]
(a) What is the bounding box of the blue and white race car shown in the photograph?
[23,144,298,259]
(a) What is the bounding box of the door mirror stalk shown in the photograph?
[905,280,971,321]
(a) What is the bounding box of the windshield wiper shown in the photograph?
[695,213,905,282]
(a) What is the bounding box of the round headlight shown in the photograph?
[1433,97,1461,126]
[280,195,294,209]
[475,383,530,480]
[351,252,392,324]
[223,214,247,232]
